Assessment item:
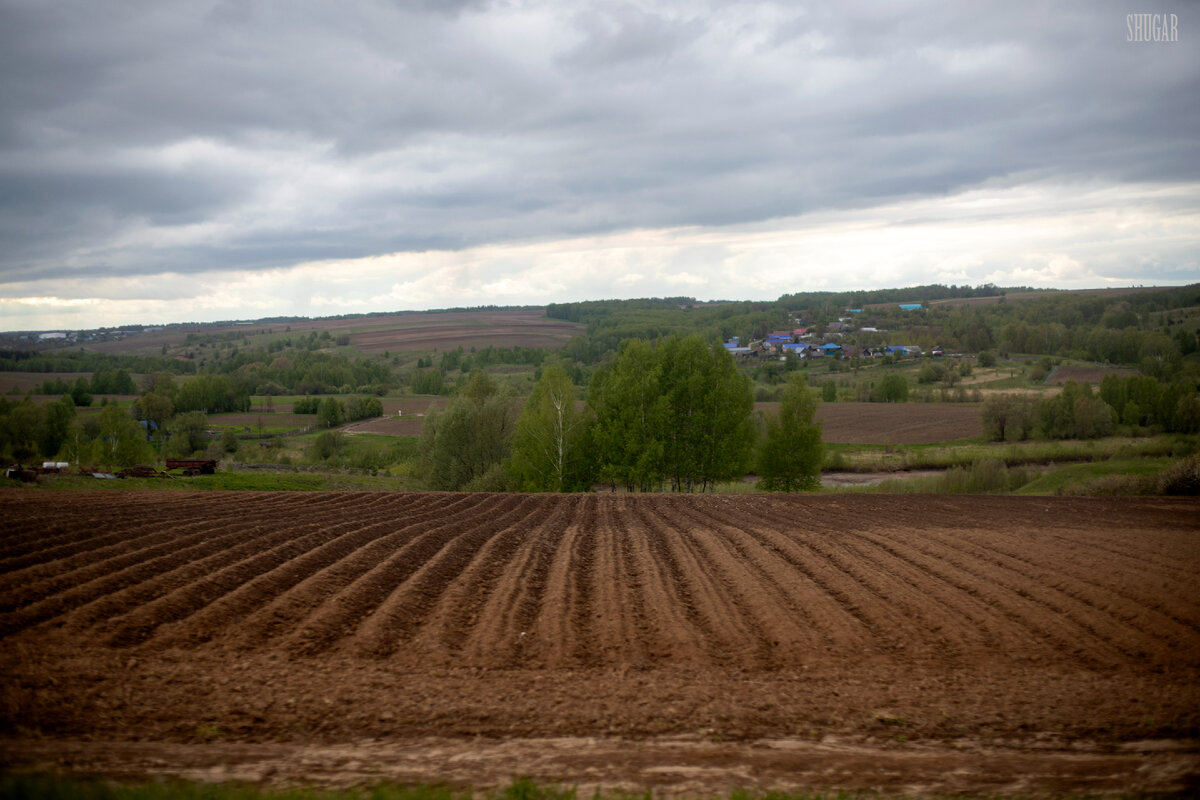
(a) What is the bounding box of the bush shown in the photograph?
[309,430,346,461]
[1157,455,1200,495]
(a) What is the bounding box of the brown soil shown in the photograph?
[2,491,1198,796]
[1048,365,1132,386]
[346,309,580,353]
[755,402,984,444]
[66,309,581,355]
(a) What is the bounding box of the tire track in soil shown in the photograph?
[692,497,886,659]
[664,497,880,664]
[59,511,320,636]
[101,493,427,648]
[535,494,596,666]
[951,526,1200,641]
[234,493,504,652]
[448,495,584,667]
[0,518,286,638]
[731,496,1094,664]
[150,494,432,649]
[353,494,555,661]
[835,527,1073,665]
[279,494,532,658]
[860,526,1132,669]
[646,496,796,670]
[735,498,959,658]
[0,492,317,598]
[625,496,742,666]
[583,496,662,667]
[915,527,1200,665]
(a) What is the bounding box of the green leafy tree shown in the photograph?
[757,374,824,492]
[1,399,42,462]
[91,403,153,468]
[875,373,909,402]
[345,396,383,421]
[134,392,174,430]
[167,411,209,457]
[308,430,345,461]
[588,339,667,491]
[39,397,76,458]
[317,397,344,428]
[980,394,1036,442]
[419,371,519,490]
[511,365,595,492]
[588,335,755,492]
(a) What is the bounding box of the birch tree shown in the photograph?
[511,365,594,491]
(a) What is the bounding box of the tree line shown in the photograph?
[419,335,823,493]
[981,376,1200,442]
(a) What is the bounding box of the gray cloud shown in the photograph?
[0,0,1196,304]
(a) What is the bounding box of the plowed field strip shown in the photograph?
[103,494,434,648]
[348,495,550,659]
[740,495,1055,663]
[588,498,657,664]
[279,495,530,657]
[832,530,1070,663]
[0,492,320,588]
[914,528,1200,662]
[0,519,286,637]
[234,493,503,651]
[650,497,806,668]
[0,509,262,591]
[667,501,843,656]
[627,497,743,665]
[447,495,583,666]
[536,495,594,665]
[693,501,899,655]
[869,530,1133,668]
[604,498,689,663]
[1044,527,1200,585]
[950,527,1200,640]
[61,513,319,633]
[670,499,952,662]
[150,496,432,648]
[0,493,323,603]
[0,529,192,612]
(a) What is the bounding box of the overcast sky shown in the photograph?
[1,0,1197,330]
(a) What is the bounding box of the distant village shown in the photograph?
[723,304,943,361]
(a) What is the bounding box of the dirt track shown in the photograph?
[2,491,1198,796]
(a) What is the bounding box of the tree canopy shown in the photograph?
[757,374,824,492]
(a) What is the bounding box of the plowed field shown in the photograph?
[2,491,1198,796]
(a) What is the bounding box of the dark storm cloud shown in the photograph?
[0,0,1196,290]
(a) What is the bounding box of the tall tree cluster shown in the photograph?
[757,374,825,492]
[586,335,756,492]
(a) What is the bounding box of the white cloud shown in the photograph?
[5,179,1196,330]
